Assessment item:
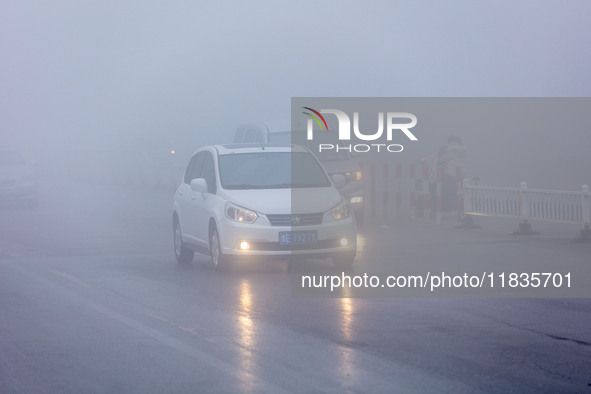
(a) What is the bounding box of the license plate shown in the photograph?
[279,231,318,245]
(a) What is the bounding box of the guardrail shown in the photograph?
[463,181,591,240]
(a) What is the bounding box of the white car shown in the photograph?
[172,143,357,270]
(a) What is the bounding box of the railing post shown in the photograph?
[462,178,471,213]
[455,178,480,228]
[520,181,529,221]
[514,181,539,235]
[576,184,591,242]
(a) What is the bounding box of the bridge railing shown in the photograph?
[463,181,591,237]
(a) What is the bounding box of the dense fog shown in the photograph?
[2,1,590,189]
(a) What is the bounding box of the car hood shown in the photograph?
[319,159,359,175]
[222,187,342,215]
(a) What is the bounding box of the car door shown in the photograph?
[177,152,205,244]
[190,151,218,248]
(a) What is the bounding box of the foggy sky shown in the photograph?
[1,1,591,189]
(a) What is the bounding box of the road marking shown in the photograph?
[146,312,215,343]
[49,269,91,288]
[146,312,170,323]
[178,325,215,343]
[6,262,284,392]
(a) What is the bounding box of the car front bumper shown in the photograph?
[218,215,357,258]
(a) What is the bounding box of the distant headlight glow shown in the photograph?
[350,196,363,204]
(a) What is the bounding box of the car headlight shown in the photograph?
[330,199,352,221]
[225,202,258,224]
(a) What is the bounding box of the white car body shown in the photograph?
[172,144,357,270]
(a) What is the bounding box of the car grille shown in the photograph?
[248,239,342,251]
[266,213,324,226]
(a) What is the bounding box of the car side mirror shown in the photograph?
[190,178,208,193]
[331,174,346,189]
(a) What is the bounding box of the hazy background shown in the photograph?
[1,0,590,189]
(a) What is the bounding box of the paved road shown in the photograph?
[1,181,590,393]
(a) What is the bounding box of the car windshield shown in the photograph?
[0,151,26,166]
[268,132,350,161]
[218,152,331,189]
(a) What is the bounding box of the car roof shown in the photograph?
[214,143,309,155]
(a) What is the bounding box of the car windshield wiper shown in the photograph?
[264,183,292,188]
[225,184,264,189]
[291,183,327,188]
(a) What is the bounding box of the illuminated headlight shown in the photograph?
[350,196,363,204]
[225,202,257,224]
[330,200,352,221]
[239,241,250,250]
[346,171,362,181]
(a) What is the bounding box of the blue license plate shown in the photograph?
[279,231,318,245]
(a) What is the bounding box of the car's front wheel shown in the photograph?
[173,218,194,264]
[210,226,231,271]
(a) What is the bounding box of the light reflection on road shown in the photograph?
[356,233,366,254]
[236,279,257,393]
[340,290,354,342]
[339,286,356,385]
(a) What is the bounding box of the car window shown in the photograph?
[218,152,330,189]
[184,152,205,184]
[201,152,217,194]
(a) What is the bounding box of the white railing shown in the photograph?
[464,181,591,230]
[463,185,521,219]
